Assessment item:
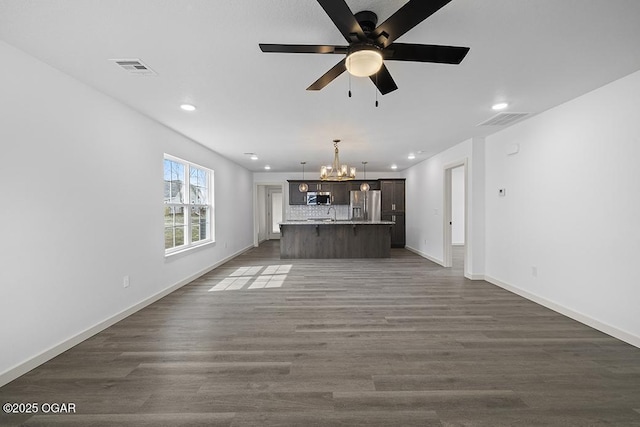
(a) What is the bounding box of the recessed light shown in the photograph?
[264,165,271,170]
[250,155,258,160]
[180,104,196,111]
[408,153,415,160]
[391,164,398,170]
[492,102,509,111]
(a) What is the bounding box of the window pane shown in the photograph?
[165,224,184,249]
[191,206,208,242]
[164,159,185,204]
[190,185,206,205]
[165,226,175,249]
[189,167,208,205]
[165,205,186,250]
[174,226,184,247]
[165,206,185,226]
[192,224,201,242]
[164,206,174,226]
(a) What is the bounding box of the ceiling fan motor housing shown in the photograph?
[354,10,378,34]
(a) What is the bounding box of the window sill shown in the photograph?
[165,239,215,260]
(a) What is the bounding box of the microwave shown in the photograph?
[306,192,331,205]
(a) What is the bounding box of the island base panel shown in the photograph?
[280,224,391,259]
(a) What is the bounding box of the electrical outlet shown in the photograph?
[123,275,130,288]
[531,266,537,278]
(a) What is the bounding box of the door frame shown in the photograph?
[266,185,283,240]
[254,182,284,247]
[443,160,468,268]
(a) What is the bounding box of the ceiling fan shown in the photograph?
[259,0,470,95]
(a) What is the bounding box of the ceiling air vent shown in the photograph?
[109,59,157,76]
[478,112,529,127]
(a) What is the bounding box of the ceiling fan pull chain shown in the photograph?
[375,72,379,107]
[348,66,352,98]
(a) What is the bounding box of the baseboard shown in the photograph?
[464,273,485,280]
[404,246,445,266]
[484,275,640,349]
[0,244,254,387]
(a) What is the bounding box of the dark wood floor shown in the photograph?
[2,242,640,426]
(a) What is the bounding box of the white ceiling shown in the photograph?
[2,0,640,174]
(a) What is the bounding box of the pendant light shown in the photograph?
[360,161,370,192]
[298,162,308,192]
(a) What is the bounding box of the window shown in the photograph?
[164,155,213,254]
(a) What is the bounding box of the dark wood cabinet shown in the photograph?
[306,182,332,192]
[287,180,349,205]
[380,179,406,247]
[288,182,307,205]
[330,183,349,205]
[289,179,404,213]
[382,213,406,248]
[347,180,381,191]
[381,179,405,212]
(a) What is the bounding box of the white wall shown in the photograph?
[0,41,254,385]
[451,166,465,245]
[403,137,485,279]
[484,69,640,346]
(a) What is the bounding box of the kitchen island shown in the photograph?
[279,220,394,259]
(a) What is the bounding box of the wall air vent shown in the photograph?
[478,112,529,127]
[109,59,157,75]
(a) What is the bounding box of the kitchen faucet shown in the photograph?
[327,206,337,221]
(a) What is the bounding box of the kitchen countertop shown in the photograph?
[279,219,395,225]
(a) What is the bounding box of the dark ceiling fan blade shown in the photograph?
[370,64,398,95]
[307,58,347,91]
[316,0,365,42]
[372,0,452,48]
[259,44,348,54]
[383,43,469,64]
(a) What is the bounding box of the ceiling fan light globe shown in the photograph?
[346,50,383,77]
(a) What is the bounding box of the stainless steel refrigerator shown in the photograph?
[350,190,381,221]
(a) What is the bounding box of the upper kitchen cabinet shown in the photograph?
[288,181,307,205]
[287,180,349,205]
[330,183,349,205]
[306,182,331,192]
[347,180,381,191]
[380,179,405,212]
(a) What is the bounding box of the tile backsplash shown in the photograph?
[286,204,350,221]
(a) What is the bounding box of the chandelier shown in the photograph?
[320,139,356,181]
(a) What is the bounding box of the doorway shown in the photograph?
[443,161,467,269]
[266,186,282,240]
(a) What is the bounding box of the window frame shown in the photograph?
[164,154,214,255]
